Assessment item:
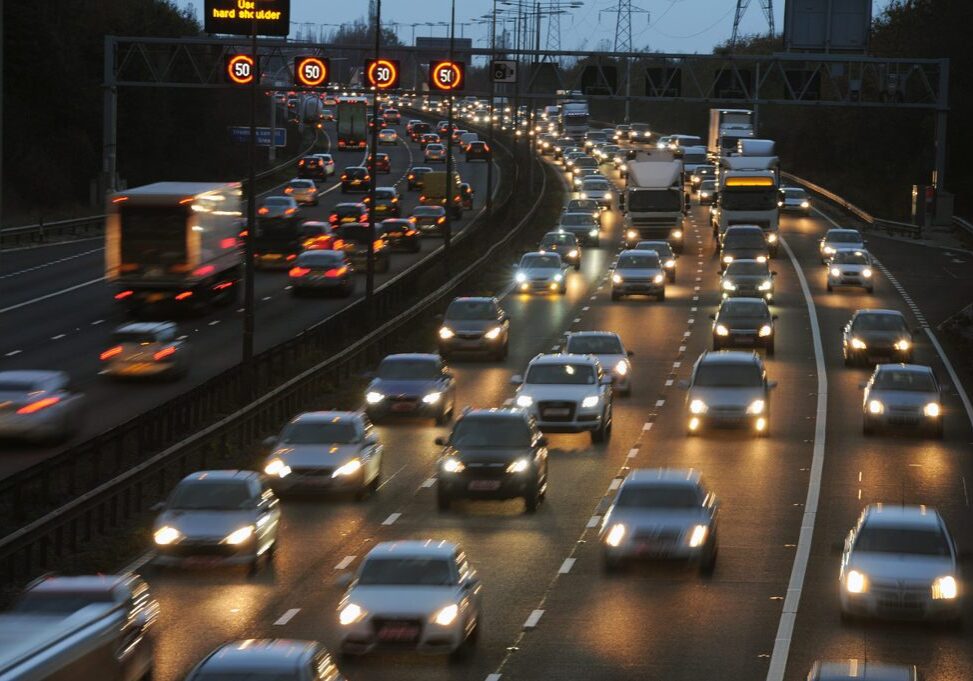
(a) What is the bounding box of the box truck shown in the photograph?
[622,159,686,251]
[708,108,755,159]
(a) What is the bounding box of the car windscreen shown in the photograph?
[628,190,681,212]
[358,558,454,586]
[853,315,907,332]
[725,261,769,276]
[337,225,371,242]
[168,481,252,510]
[297,252,344,268]
[724,233,767,249]
[413,207,443,217]
[560,213,595,226]
[567,335,623,355]
[693,363,763,387]
[446,300,495,320]
[525,363,596,385]
[832,251,869,265]
[615,484,700,509]
[288,181,314,189]
[574,157,598,168]
[700,180,717,190]
[345,168,367,178]
[828,231,862,243]
[262,198,291,207]
[281,421,358,444]
[635,242,672,257]
[566,201,598,212]
[0,379,40,392]
[12,591,115,614]
[450,417,531,448]
[377,359,440,380]
[873,371,937,392]
[541,234,576,247]
[855,526,950,556]
[721,301,769,318]
[721,188,778,211]
[112,331,161,344]
[335,205,363,217]
[617,254,659,269]
[521,254,561,269]
[783,188,807,198]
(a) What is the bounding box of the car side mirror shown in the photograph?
[627,350,634,357]
[443,371,454,380]
[677,379,690,389]
[708,313,716,320]
[336,572,354,588]
[858,381,868,389]
[537,436,549,447]
[771,271,778,276]
[434,436,447,446]
[510,374,523,385]
[261,436,278,452]
[768,380,778,389]
[150,501,166,512]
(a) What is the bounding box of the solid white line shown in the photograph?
[0,246,105,280]
[274,608,300,625]
[4,350,21,357]
[486,675,502,681]
[924,329,973,429]
[523,609,544,629]
[382,512,401,525]
[627,448,638,458]
[608,478,621,491]
[765,236,828,681]
[421,477,436,488]
[586,515,601,528]
[91,319,105,325]
[558,558,576,574]
[51,334,66,340]
[0,277,103,315]
[334,555,356,570]
[642,422,653,431]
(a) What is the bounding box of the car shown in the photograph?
[613,124,631,140]
[99,321,191,380]
[284,178,319,206]
[329,202,368,227]
[300,221,344,252]
[562,331,634,396]
[363,186,401,217]
[410,205,448,236]
[514,251,567,294]
[861,363,944,437]
[828,248,875,293]
[583,131,608,149]
[632,240,677,282]
[437,296,510,360]
[258,195,300,220]
[405,119,422,135]
[698,179,718,205]
[459,132,479,149]
[599,468,718,573]
[378,128,398,145]
[720,225,769,271]
[367,153,391,174]
[682,351,776,436]
[689,164,716,192]
[572,156,600,173]
[562,150,586,168]
[511,353,613,443]
[152,470,281,574]
[312,153,336,176]
[537,228,581,268]
[564,198,602,221]
[780,186,811,214]
[807,660,918,681]
[571,168,601,189]
[819,228,865,263]
[289,250,355,297]
[465,140,492,161]
[436,120,451,136]
[656,134,673,149]
[383,108,400,124]
[379,218,421,253]
[297,155,327,180]
[364,353,456,424]
[721,259,777,303]
[185,640,344,681]
[435,408,549,512]
[0,370,85,444]
[458,182,474,210]
[340,166,370,193]
[366,115,387,131]
[611,250,666,301]
[336,540,482,657]
[406,166,434,191]
[839,504,961,621]
[261,411,382,498]
[580,177,613,208]
[537,133,556,154]
[423,143,447,163]
[711,297,776,354]
[843,309,914,366]
[628,122,652,141]
[557,211,601,246]
[420,133,441,149]
[336,223,390,273]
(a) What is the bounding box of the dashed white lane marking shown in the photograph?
[572,317,581,323]
[673,361,681,368]
[679,345,687,352]
[91,319,105,325]
[627,448,639,458]
[683,331,691,337]
[486,675,503,681]
[558,558,576,574]
[586,515,601,528]
[382,513,401,525]
[4,350,21,357]
[0,277,103,315]
[208,320,220,326]
[688,318,695,324]
[421,477,436,488]
[51,333,66,340]
[0,246,105,280]
[274,608,300,625]
[692,295,699,301]
[655,399,665,407]
[582,306,590,311]
[665,379,674,386]
[608,478,621,491]
[334,555,356,570]
[262,295,272,301]
[523,610,545,629]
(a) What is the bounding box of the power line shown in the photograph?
[731,0,775,49]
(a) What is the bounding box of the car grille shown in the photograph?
[292,466,334,477]
[887,406,920,425]
[710,405,746,418]
[372,618,423,645]
[163,542,239,557]
[538,400,577,421]
[633,528,682,543]
[388,396,419,406]
[457,332,482,340]
[461,462,509,479]
[871,580,928,612]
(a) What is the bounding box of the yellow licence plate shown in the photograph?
[122,363,153,374]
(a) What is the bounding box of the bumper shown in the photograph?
[840,590,961,621]
[438,335,503,353]
[102,361,177,378]
[342,183,368,192]
[714,332,773,349]
[829,274,872,289]
[416,222,445,236]
[153,542,259,567]
[865,411,939,430]
[602,537,707,562]
[292,278,351,291]
[255,253,298,269]
[530,410,603,433]
[846,348,911,364]
[340,619,465,655]
[517,280,563,294]
[438,474,535,500]
[269,469,365,494]
[613,282,664,296]
[367,400,441,419]
[0,412,66,440]
[687,413,766,433]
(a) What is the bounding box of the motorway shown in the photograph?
[0,118,497,477]
[123,136,973,680]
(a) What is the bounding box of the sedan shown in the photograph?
[611,250,666,301]
[406,166,433,191]
[364,186,401,218]
[185,640,344,681]
[780,186,811,214]
[367,153,391,174]
[340,167,370,193]
[633,240,676,282]
[681,350,776,436]
[819,228,865,263]
[842,309,914,366]
[284,178,319,206]
[289,250,355,297]
[600,468,718,574]
[0,370,84,444]
[862,363,943,438]
[424,144,447,163]
[336,223,390,273]
[258,195,299,219]
[261,411,382,498]
[711,298,776,355]
[698,179,718,205]
[557,211,601,246]
[99,321,190,380]
[411,205,448,236]
[312,153,335,176]
[721,259,776,303]
[379,218,421,253]
[539,230,581,270]
[420,133,441,149]
[514,252,567,294]
[828,248,875,293]
[152,470,280,574]
[563,331,634,396]
[364,353,456,424]
[438,296,510,360]
[465,141,491,161]
[580,177,613,208]
[378,128,398,145]
[329,202,368,227]
[564,198,602,222]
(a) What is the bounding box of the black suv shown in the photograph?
[340,166,370,193]
[435,408,549,513]
[465,141,492,162]
[437,296,510,360]
[297,156,326,180]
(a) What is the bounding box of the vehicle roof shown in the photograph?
[854,309,904,318]
[567,330,621,340]
[825,228,861,235]
[382,353,440,362]
[291,411,362,425]
[862,504,942,530]
[334,202,366,209]
[617,249,660,259]
[366,540,458,559]
[113,322,175,335]
[530,353,599,366]
[873,363,934,376]
[699,350,761,365]
[625,468,702,486]
[200,640,315,671]
[0,370,66,383]
[27,574,132,593]
[343,166,367,171]
[449,296,496,304]
[178,470,258,484]
[459,408,529,421]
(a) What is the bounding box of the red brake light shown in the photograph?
[175,291,193,301]
[419,195,426,202]
[483,144,491,151]
[153,346,177,361]
[258,207,269,215]
[193,265,215,277]
[284,187,293,193]
[100,346,123,361]
[437,217,445,224]
[114,290,134,300]
[329,214,338,223]
[374,239,385,250]
[289,266,310,277]
[324,266,348,278]
[17,396,61,415]
[285,208,296,215]
[220,238,237,249]
[239,229,249,238]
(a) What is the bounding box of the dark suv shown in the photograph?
[465,141,492,161]
[340,166,370,193]
[437,296,510,361]
[297,156,326,180]
[435,408,549,513]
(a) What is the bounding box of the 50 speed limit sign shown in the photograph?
[429,60,465,91]
[225,54,256,85]
[294,56,330,87]
[365,58,400,89]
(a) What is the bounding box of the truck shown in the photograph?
[559,100,589,139]
[711,153,781,255]
[106,182,243,313]
[337,98,367,150]
[420,171,463,219]
[302,96,323,126]
[622,159,686,252]
[707,108,755,159]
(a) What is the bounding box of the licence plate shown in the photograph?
[388,232,403,237]
[184,556,222,567]
[636,541,673,556]
[469,480,501,491]
[377,625,420,642]
[543,408,570,417]
[392,402,415,412]
[121,363,153,374]
[146,293,166,303]
[262,254,283,261]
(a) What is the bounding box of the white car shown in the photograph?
[313,153,336,176]
[337,541,482,657]
[0,370,85,444]
[827,248,874,293]
[514,252,567,294]
[99,321,191,380]
[819,228,864,263]
[563,331,634,396]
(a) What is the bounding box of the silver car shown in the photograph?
[633,240,677,282]
[611,250,666,301]
[313,153,336,176]
[563,331,634,396]
[861,363,943,438]
[780,186,811,214]
[262,411,383,498]
[152,470,281,574]
[285,178,319,206]
[840,504,962,622]
[557,211,601,246]
[0,370,85,444]
[100,321,191,380]
[185,640,344,680]
[681,351,776,436]
[337,541,483,657]
[511,353,613,443]
[580,177,613,208]
[721,259,776,303]
[828,248,875,293]
[599,469,719,574]
[514,252,567,295]
[819,228,865,263]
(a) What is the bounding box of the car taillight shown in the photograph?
[325,266,348,278]
[100,346,123,361]
[419,195,426,202]
[437,217,445,224]
[285,208,296,215]
[17,396,61,414]
[175,291,193,301]
[364,175,371,181]
[284,187,293,193]
[289,266,310,277]
[329,214,338,223]
[483,144,491,151]
[374,239,385,250]
[341,175,348,180]
[220,238,237,249]
[405,229,417,236]
[258,207,269,215]
[114,290,134,300]
[153,346,177,361]
[193,265,215,277]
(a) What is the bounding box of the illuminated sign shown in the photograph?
[724,176,775,187]
[295,56,329,87]
[225,54,256,85]
[429,60,465,92]
[204,0,290,37]
[365,59,400,90]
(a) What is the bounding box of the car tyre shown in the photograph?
[436,488,451,512]
[932,420,944,440]
[591,412,611,443]
[699,539,718,576]
[658,290,666,302]
[827,282,833,292]
[611,291,621,301]
[524,484,540,514]
[843,354,853,367]
[574,262,581,271]
[765,341,775,357]
[668,272,676,283]
[862,418,875,436]
[602,553,622,574]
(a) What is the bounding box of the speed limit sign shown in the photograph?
[225,54,256,85]
[294,56,329,87]
[365,58,400,90]
[429,60,465,92]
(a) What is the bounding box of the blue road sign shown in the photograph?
[229,126,287,147]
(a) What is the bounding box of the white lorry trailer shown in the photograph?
[623,159,686,251]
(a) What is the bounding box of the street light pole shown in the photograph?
[366,0,382,302]
[242,18,258,384]
[443,0,456,280]
[487,0,497,218]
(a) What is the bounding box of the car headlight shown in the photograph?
[700,191,710,198]
[515,272,527,283]
[366,391,385,405]
[823,245,835,254]
[867,399,884,415]
[653,274,664,284]
[485,326,503,340]
[830,267,841,277]
[614,360,628,376]
[664,259,675,268]
[568,249,579,258]
[626,230,638,240]
[433,603,459,626]
[439,326,455,340]
[442,458,466,473]
[746,399,765,415]
[801,201,810,208]
[339,603,366,625]
[756,255,768,263]
[422,392,442,404]
[845,569,868,594]
[515,394,533,408]
[758,280,772,291]
[223,525,255,545]
[672,230,683,239]
[850,337,866,350]
[723,255,734,264]
[893,339,911,351]
[581,395,600,409]
[332,459,362,477]
[688,524,709,548]
[506,458,530,474]
[619,163,627,171]
[605,523,626,547]
[722,280,736,291]
[689,399,708,415]
[264,458,291,478]
[767,233,778,243]
[553,273,563,283]
[759,324,773,337]
[862,268,872,278]
[603,191,612,200]
[579,191,588,198]
[612,273,623,284]
[932,575,958,599]
[715,324,729,336]
[154,526,182,545]
[923,402,941,417]
[589,228,599,237]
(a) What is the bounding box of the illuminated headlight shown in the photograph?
[484,326,503,340]
[568,249,579,258]
[756,255,768,263]
[653,274,664,284]
[365,391,385,404]
[845,570,868,594]
[332,459,362,477]
[664,259,675,268]
[554,273,563,282]
[603,191,612,200]
[442,458,466,473]
[605,523,626,547]
[722,280,736,291]
[515,272,527,283]
[723,255,734,264]
[932,575,958,600]
[867,400,884,415]
[689,399,708,415]
[862,268,872,278]
[894,339,911,351]
[715,324,729,337]
[223,525,255,545]
[700,191,710,198]
[923,402,941,418]
[422,392,442,404]
[612,273,623,284]
[691,175,700,183]
[154,526,182,546]
[264,458,291,478]
[800,201,810,208]
[850,337,867,350]
[672,230,682,239]
[626,230,638,240]
[759,324,773,337]
[515,395,533,408]
[758,280,772,291]
[614,360,629,376]
[823,245,835,255]
[542,142,549,148]
[688,524,709,548]
[581,395,600,409]
[589,228,599,237]
[506,458,530,474]
[434,604,459,626]
[830,267,841,277]
[619,163,627,171]
[767,233,778,243]
[579,191,588,199]
[746,399,765,415]
[439,326,455,339]
[339,603,366,626]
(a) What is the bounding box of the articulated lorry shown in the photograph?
[559,100,589,138]
[707,108,755,159]
[106,182,243,313]
[622,159,686,251]
[711,148,781,255]
[337,98,367,150]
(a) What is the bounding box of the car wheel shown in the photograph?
[591,412,611,443]
[862,418,875,436]
[524,484,540,514]
[574,262,581,271]
[436,488,451,512]
[713,339,721,351]
[602,552,622,573]
[827,282,833,292]
[559,284,567,295]
[611,291,620,301]
[247,556,260,577]
[668,272,675,283]
[765,341,775,356]
[435,406,450,426]
[843,354,853,367]
[290,287,302,298]
[699,539,718,576]
[866,286,874,294]
[932,420,944,440]
[658,290,666,302]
